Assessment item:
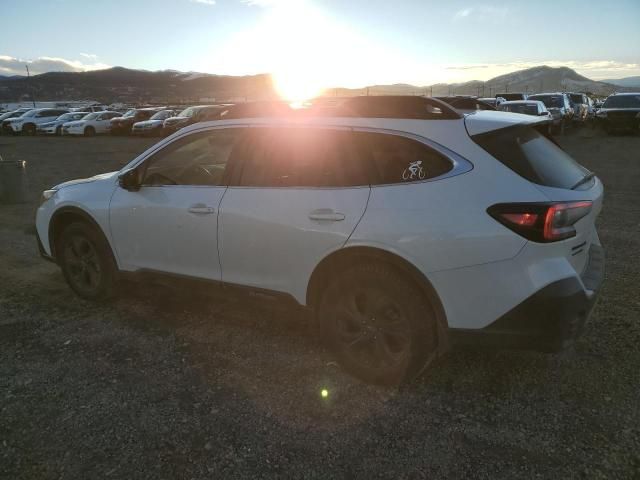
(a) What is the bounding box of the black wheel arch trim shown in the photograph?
[307,246,450,353]
[47,206,114,263]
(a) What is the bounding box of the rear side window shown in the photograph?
[472,126,588,189]
[236,128,368,188]
[354,132,453,184]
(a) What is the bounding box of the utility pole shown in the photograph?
[25,64,36,108]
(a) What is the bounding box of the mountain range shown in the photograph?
[601,76,640,88]
[0,65,633,104]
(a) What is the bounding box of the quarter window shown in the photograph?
[355,132,453,184]
[142,129,241,187]
[236,128,368,188]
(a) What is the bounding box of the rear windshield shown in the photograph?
[528,95,564,108]
[472,125,588,189]
[603,95,640,108]
[501,104,538,115]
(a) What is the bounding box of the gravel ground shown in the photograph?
[1,130,639,479]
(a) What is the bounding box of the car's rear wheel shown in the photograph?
[318,263,438,386]
[23,123,36,136]
[58,222,117,300]
[55,125,62,136]
[84,126,96,137]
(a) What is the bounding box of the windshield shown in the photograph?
[603,95,640,108]
[472,125,588,189]
[57,113,80,121]
[123,109,136,118]
[178,107,194,117]
[569,94,584,104]
[84,112,100,120]
[150,110,171,120]
[529,95,563,108]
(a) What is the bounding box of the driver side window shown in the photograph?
[142,129,242,187]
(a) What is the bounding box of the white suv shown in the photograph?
[35,97,605,385]
[5,108,69,135]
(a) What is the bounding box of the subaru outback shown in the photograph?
[35,97,605,385]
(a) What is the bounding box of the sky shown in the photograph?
[1,0,639,94]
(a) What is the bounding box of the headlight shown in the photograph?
[40,189,58,205]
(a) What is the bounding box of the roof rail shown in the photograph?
[319,96,462,120]
[212,96,463,121]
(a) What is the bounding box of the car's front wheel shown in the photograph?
[84,126,96,137]
[58,222,117,300]
[318,263,439,386]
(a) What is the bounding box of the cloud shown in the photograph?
[79,53,98,60]
[0,55,111,76]
[190,0,215,4]
[453,5,508,22]
[240,0,290,7]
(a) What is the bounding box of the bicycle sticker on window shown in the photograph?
[402,160,426,181]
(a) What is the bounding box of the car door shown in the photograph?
[109,127,244,280]
[95,112,116,133]
[218,126,371,302]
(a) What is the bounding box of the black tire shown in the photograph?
[57,222,117,300]
[318,263,439,386]
[23,123,36,136]
[84,126,96,137]
[559,119,566,135]
[55,125,62,136]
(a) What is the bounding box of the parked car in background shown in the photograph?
[63,111,121,136]
[527,93,574,134]
[37,112,90,135]
[110,108,162,135]
[495,93,528,101]
[478,97,506,108]
[0,108,33,134]
[162,105,227,135]
[71,105,107,113]
[499,100,553,133]
[596,93,640,133]
[35,97,604,385]
[131,109,175,136]
[435,96,496,113]
[3,108,69,135]
[567,93,591,123]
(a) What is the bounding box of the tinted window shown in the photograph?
[143,129,241,186]
[472,125,588,189]
[355,132,452,185]
[501,104,539,115]
[603,95,640,108]
[237,128,368,188]
[529,95,564,108]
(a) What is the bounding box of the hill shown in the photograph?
[0,67,277,104]
[601,76,640,88]
[0,65,626,104]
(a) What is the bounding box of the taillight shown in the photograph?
[488,201,592,242]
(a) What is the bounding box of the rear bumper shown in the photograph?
[450,244,605,352]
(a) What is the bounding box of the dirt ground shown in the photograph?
[1,130,639,479]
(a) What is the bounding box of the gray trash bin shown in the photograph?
[0,158,29,204]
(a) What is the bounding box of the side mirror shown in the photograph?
[118,168,141,192]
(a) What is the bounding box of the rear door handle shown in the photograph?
[188,203,216,214]
[308,209,346,222]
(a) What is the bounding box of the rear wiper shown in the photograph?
[571,172,596,190]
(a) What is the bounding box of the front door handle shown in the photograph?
[308,209,346,222]
[188,203,216,214]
